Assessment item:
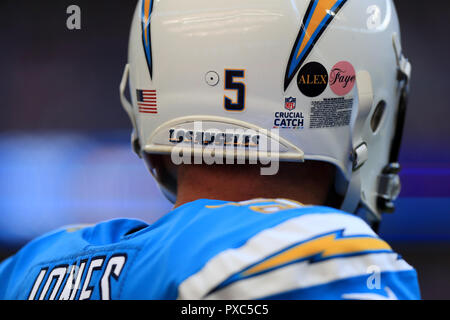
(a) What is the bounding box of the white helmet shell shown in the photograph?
[120,0,411,224]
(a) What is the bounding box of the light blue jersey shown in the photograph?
[0,199,420,300]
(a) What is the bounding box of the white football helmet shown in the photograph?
[120,0,411,227]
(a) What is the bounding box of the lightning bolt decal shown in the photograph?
[242,230,391,277]
[207,230,392,296]
[284,0,348,91]
[142,0,155,79]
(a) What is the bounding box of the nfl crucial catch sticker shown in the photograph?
[272,97,304,130]
[285,97,297,111]
[273,111,305,130]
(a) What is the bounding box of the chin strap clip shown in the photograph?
[377,163,402,213]
[393,33,412,83]
[340,71,374,215]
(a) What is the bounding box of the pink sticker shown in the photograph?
[329,61,356,96]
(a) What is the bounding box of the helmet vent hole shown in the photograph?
[371,101,386,133]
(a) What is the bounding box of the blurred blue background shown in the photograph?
[0,0,449,299]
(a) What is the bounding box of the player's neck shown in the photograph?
[173,163,336,209]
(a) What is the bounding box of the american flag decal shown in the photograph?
[137,89,157,114]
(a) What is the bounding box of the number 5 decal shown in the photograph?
[224,69,246,111]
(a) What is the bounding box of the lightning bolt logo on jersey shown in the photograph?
[0,199,420,300]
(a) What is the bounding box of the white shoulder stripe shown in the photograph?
[177,212,387,300]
